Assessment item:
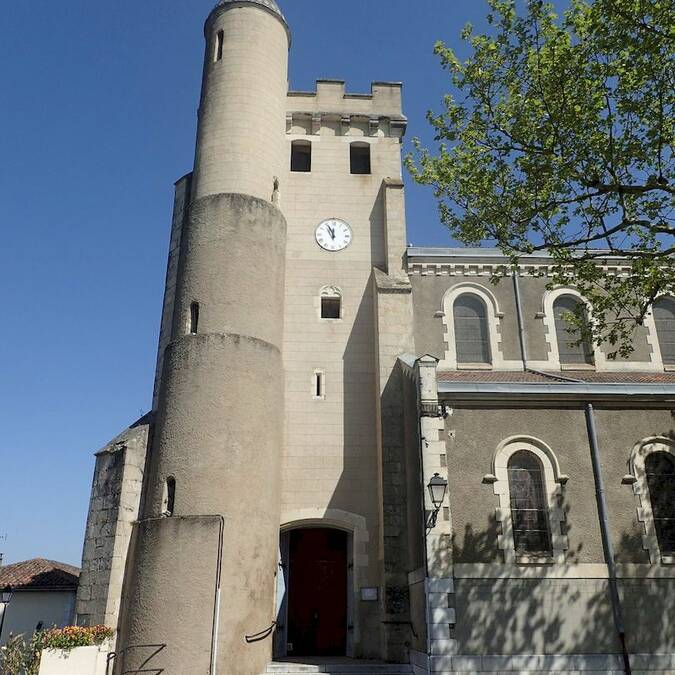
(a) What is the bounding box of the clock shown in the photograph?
[315,218,352,252]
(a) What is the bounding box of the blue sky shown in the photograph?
[0,0,564,566]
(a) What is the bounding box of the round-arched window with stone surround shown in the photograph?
[625,436,675,563]
[488,436,569,563]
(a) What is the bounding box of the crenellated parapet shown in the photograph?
[287,80,407,139]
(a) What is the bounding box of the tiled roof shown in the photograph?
[0,559,79,591]
[436,370,675,384]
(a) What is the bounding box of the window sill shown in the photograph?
[661,555,675,565]
[515,555,556,565]
[560,364,596,371]
[664,365,675,372]
[457,363,492,370]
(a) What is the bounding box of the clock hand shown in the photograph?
[327,226,335,239]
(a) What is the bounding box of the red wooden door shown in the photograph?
[287,528,347,656]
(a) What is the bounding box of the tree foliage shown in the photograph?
[407,0,675,355]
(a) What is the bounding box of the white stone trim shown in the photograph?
[533,287,605,371]
[406,259,636,278]
[625,436,675,564]
[491,436,569,563]
[527,286,661,372]
[438,283,520,371]
[453,562,609,579]
[643,294,675,371]
[429,652,633,672]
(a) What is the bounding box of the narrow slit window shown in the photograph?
[190,302,200,335]
[313,371,325,399]
[291,140,312,172]
[350,143,371,174]
[214,30,224,62]
[163,477,176,517]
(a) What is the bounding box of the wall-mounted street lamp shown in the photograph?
[426,473,448,529]
[0,585,14,642]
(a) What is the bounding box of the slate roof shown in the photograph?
[436,370,675,384]
[0,559,80,592]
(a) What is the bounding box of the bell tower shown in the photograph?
[116,2,290,674]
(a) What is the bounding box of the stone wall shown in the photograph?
[409,268,657,370]
[76,416,150,630]
[152,174,191,410]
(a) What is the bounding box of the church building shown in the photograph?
[75,1,675,674]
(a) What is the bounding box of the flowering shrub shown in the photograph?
[0,626,113,673]
[38,625,113,650]
[0,633,42,675]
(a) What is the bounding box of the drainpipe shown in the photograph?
[512,271,631,674]
[512,272,529,371]
[512,271,582,383]
[585,405,632,675]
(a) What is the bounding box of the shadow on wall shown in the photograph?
[438,509,619,657]
[434,502,675,656]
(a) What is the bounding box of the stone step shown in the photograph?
[264,664,412,674]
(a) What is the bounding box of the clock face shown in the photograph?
[315,219,352,252]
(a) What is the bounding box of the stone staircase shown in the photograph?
[263,661,413,674]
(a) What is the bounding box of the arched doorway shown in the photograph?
[276,527,350,657]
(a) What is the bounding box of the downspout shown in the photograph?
[585,405,632,675]
[512,271,631,674]
[512,272,529,371]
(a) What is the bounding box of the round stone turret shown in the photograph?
[193,0,290,201]
[115,1,290,674]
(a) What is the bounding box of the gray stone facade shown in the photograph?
[76,415,150,630]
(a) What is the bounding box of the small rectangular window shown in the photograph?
[291,141,312,172]
[321,297,341,319]
[350,144,371,174]
[214,30,224,62]
[190,302,200,335]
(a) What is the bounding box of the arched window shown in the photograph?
[507,451,553,555]
[453,294,491,365]
[350,142,371,174]
[645,452,675,555]
[291,140,312,172]
[190,302,200,335]
[653,297,675,366]
[553,295,594,365]
[163,477,176,517]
